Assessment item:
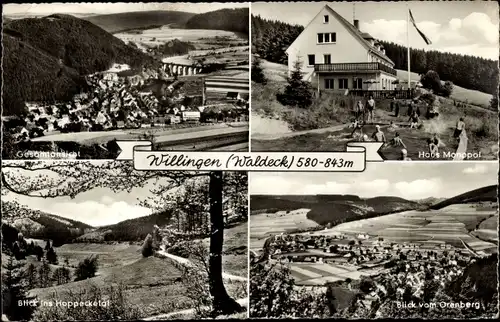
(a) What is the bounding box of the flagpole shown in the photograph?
[407,5,411,91]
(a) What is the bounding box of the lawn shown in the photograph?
[251,60,498,160]
[252,101,497,160]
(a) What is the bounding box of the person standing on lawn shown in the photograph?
[454,117,465,140]
[366,96,375,124]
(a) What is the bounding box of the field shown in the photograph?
[310,204,498,252]
[288,262,376,286]
[115,26,248,67]
[250,209,318,251]
[114,27,245,50]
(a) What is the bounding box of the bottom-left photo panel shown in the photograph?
[1,161,249,321]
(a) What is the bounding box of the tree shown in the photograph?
[251,56,267,84]
[38,259,52,288]
[2,256,38,321]
[74,256,99,281]
[44,240,51,251]
[34,245,44,261]
[46,246,58,264]
[441,81,453,97]
[277,59,313,108]
[420,70,442,94]
[2,162,245,317]
[52,267,71,285]
[141,233,154,257]
[25,263,38,289]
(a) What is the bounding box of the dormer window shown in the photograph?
[324,15,329,23]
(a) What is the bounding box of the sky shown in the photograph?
[252,1,499,60]
[1,162,180,227]
[3,2,248,16]
[249,162,498,200]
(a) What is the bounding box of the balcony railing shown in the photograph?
[314,62,397,76]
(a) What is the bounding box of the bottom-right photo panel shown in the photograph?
[249,162,498,319]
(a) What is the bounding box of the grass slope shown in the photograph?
[76,211,172,243]
[396,69,493,108]
[430,185,497,210]
[250,195,421,226]
[185,8,249,35]
[83,11,195,33]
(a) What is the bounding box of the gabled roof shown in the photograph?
[287,5,394,66]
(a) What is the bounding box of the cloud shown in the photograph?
[360,12,498,60]
[394,179,442,200]
[47,201,152,226]
[462,164,489,174]
[250,176,392,198]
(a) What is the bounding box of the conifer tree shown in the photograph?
[277,59,313,108]
[2,256,38,321]
[251,56,267,85]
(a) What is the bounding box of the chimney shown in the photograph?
[354,19,359,30]
[382,48,386,55]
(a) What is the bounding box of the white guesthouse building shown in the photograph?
[286,5,398,93]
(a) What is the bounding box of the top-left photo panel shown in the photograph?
[2,2,250,160]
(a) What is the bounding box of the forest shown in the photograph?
[2,14,158,116]
[251,15,498,95]
[186,8,250,35]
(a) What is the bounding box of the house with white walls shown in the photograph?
[286,4,398,93]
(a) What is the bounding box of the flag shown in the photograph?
[409,9,432,45]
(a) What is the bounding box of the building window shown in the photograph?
[323,54,331,64]
[353,78,362,89]
[325,79,334,89]
[308,54,315,66]
[317,33,324,43]
[339,78,348,89]
[324,15,329,23]
[317,32,336,44]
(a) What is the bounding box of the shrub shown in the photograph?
[46,247,58,264]
[74,255,99,281]
[420,70,442,94]
[277,59,313,109]
[251,56,267,85]
[283,93,353,131]
[441,81,453,97]
[32,283,141,321]
[141,233,154,257]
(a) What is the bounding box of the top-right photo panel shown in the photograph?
[250,1,499,161]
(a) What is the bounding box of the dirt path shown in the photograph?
[142,298,248,320]
[252,122,346,141]
[156,247,248,282]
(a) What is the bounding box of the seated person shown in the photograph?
[389,132,406,148]
[348,118,359,129]
[387,121,398,132]
[400,148,412,161]
[427,138,439,155]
